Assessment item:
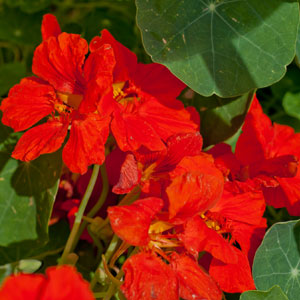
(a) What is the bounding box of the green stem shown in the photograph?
[72,163,109,251]
[90,234,120,290]
[59,164,100,265]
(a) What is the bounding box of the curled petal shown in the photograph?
[113,154,141,194]
[41,14,61,40]
[108,197,163,246]
[62,113,110,174]
[33,33,88,94]
[90,29,137,82]
[180,215,237,264]
[1,77,55,131]
[171,254,222,300]
[167,155,224,220]
[121,253,178,300]
[79,44,115,113]
[12,118,68,162]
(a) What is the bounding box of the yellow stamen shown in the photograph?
[57,92,83,109]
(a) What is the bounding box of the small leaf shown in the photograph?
[136,0,299,97]
[240,285,288,300]
[282,92,300,120]
[0,63,26,96]
[17,259,42,273]
[189,90,254,147]
[252,220,300,300]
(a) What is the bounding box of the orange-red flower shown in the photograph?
[0,14,115,174]
[209,95,300,215]
[0,265,95,300]
[91,30,199,152]
[121,252,222,300]
[112,132,203,195]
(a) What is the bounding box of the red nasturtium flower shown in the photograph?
[112,132,203,195]
[209,95,300,215]
[91,29,199,152]
[108,198,222,300]
[0,14,115,174]
[0,265,95,300]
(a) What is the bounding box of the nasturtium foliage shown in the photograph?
[0,6,43,45]
[4,0,51,13]
[0,62,26,96]
[192,90,254,147]
[240,285,288,300]
[0,220,69,266]
[136,0,299,97]
[0,120,62,246]
[252,220,300,300]
[282,92,300,120]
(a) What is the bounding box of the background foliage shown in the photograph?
[0,0,300,299]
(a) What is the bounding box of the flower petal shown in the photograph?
[12,118,68,162]
[209,248,255,293]
[171,254,222,300]
[111,112,166,152]
[41,14,61,40]
[108,197,163,246]
[138,94,198,141]
[121,253,178,300]
[33,33,88,94]
[167,155,224,220]
[134,62,186,104]
[41,266,95,300]
[112,154,141,194]
[79,44,115,113]
[0,273,45,300]
[62,113,110,174]
[90,29,137,82]
[1,77,55,131]
[180,215,237,264]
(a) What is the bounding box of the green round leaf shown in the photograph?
[253,220,300,300]
[136,0,299,97]
[0,121,62,247]
[240,285,288,300]
[17,259,42,273]
[282,92,300,120]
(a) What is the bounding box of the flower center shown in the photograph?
[112,81,140,105]
[57,92,83,110]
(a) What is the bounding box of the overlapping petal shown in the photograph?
[33,33,88,94]
[0,77,55,131]
[170,254,222,300]
[167,155,224,220]
[121,253,178,300]
[108,197,163,246]
[12,118,68,161]
[62,113,110,174]
[0,266,95,300]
